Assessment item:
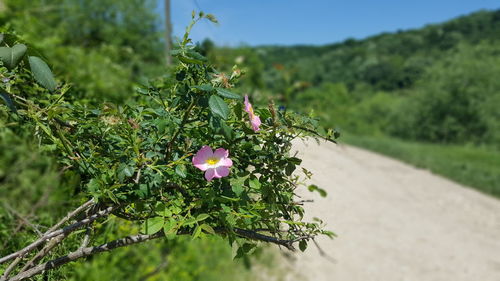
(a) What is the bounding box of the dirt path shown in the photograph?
[284,140,500,281]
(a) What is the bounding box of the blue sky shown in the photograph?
[157,0,500,46]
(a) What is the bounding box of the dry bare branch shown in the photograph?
[0,204,111,265]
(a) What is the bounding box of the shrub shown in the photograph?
[0,13,336,280]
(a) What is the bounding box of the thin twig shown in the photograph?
[0,257,22,281]
[232,228,304,251]
[0,205,112,265]
[112,210,156,221]
[6,227,310,280]
[17,234,67,274]
[133,167,142,184]
[79,228,91,249]
[8,232,166,281]
[45,199,95,235]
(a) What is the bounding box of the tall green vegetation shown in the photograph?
[205,9,500,196]
[0,0,165,102]
[0,9,335,280]
[0,2,302,280]
[252,10,500,148]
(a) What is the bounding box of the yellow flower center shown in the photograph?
[206,158,219,165]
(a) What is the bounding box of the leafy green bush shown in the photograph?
[0,0,164,102]
[389,42,500,146]
[0,13,335,280]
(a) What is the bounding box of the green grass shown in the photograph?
[343,134,500,198]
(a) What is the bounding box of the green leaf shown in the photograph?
[186,49,207,62]
[175,164,187,178]
[289,157,302,165]
[196,213,210,222]
[333,129,341,139]
[299,240,308,252]
[163,219,177,240]
[117,163,135,182]
[141,217,164,234]
[200,223,216,234]
[178,50,207,65]
[0,44,27,69]
[220,120,233,140]
[209,95,229,119]
[285,163,296,176]
[216,88,242,100]
[192,84,214,92]
[322,230,337,239]
[232,242,242,260]
[234,102,243,119]
[178,55,203,65]
[192,225,202,239]
[86,179,101,193]
[231,184,244,197]
[233,243,256,259]
[241,243,256,254]
[28,56,57,92]
[308,184,327,197]
[249,178,261,190]
[154,203,172,217]
[205,14,218,23]
[170,49,182,56]
[230,177,245,196]
[183,217,197,226]
[0,91,16,112]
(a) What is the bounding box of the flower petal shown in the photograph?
[244,95,252,113]
[192,145,213,171]
[251,115,261,132]
[213,148,229,159]
[204,168,216,181]
[215,166,230,177]
[221,157,233,167]
[193,162,209,171]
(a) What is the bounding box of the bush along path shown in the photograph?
[0,13,337,280]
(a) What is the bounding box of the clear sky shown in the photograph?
[157,0,500,46]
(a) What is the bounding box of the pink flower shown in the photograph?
[192,146,233,181]
[244,95,261,132]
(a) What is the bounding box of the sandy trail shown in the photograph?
[284,140,500,281]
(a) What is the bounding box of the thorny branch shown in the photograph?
[1,199,314,281]
[7,232,166,281]
[0,201,109,265]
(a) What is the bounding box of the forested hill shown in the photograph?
[226,9,500,149]
[256,9,500,91]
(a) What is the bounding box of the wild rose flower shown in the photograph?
[244,95,261,132]
[192,146,233,181]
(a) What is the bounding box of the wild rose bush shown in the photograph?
[0,13,337,279]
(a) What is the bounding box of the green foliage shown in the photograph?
[0,0,165,102]
[256,9,500,93]
[0,44,26,70]
[209,95,230,119]
[28,56,57,91]
[199,9,500,201]
[235,9,500,148]
[69,236,278,281]
[388,42,500,145]
[0,13,335,278]
[0,115,75,258]
[206,44,265,96]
